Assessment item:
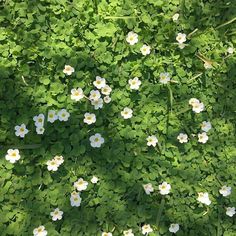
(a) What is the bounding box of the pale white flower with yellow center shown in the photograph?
[126,31,138,45]
[50,208,63,221]
[84,112,96,125]
[160,72,171,84]
[227,47,234,54]
[201,121,212,132]
[226,207,235,217]
[93,76,106,89]
[33,225,47,236]
[176,33,186,44]
[123,229,134,236]
[101,85,112,96]
[89,133,104,148]
[91,176,99,184]
[121,107,133,119]
[102,232,113,236]
[70,191,82,207]
[36,126,45,135]
[177,133,188,143]
[146,135,158,147]
[129,77,141,90]
[219,186,231,197]
[172,13,179,21]
[63,65,74,75]
[91,98,104,109]
[191,100,204,113]
[198,132,208,143]
[47,110,58,123]
[140,44,151,55]
[189,98,199,106]
[103,96,111,104]
[169,223,180,234]
[53,155,64,165]
[71,88,84,101]
[46,159,59,171]
[5,149,21,163]
[33,114,45,127]
[197,192,211,205]
[74,178,88,191]
[58,109,70,121]
[159,182,171,195]
[141,224,153,235]
[89,90,101,101]
[15,124,29,138]
[143,183,154,195]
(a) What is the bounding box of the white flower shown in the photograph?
[91,98,104,109]
[70,191,82,207]
[33,225,47,236]
[146,135,158,147]
[204,61,213,69]
[226,207,235,217]
[102,232,113,236]
[143,183,154,195]
[201,121,212,132]
[33,114,45,127]
[176,33,186,44]
[141,224,153,235]
[159,72,171,84]
[50,208,63,221]
[84,113,96,125]
[123,229,134,236]
[189,98,200,106]
[5,149,21,163]
[159,182,171,195]
[89,133,105,148]
[74,178,88,191]
[63,65,74,75]
[197,192,211,205]
[103,96,111,104]
[46,159,59,171]
[91,176,99,184]
[101,85,112,95]
[93,76,106,89]
[140,44,151,55]
[126,31,138,45]
[121,107,133,119]
[192,101,204,113]
[53,155,64,165]
[178,43,186,49]
[129,77,141,90]
[47,110,58,123]
[169,224,180,234]
[227,47,234,54]
[172,13,180,21]
[71,88,84,101]
[219,186,231,197]
[198,132,208,143]
[15,124,29,138]
[177,133,188,143]
[36,126,45,135]
[58,109,70,121]
[89,90,101,101]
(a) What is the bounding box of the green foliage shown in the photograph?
[0,0,236,235]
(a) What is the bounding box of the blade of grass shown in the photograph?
[156,198,165,227]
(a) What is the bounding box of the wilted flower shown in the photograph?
[204,61,213,69]
[71,88,84,101]
[58,109,70,121]
[121,107,133,119]
[15,124,29,138]
[50,208,63,221]
[146,135,158,147]
[129,77,141,90]
[143,183,154,195]
[177,133,188,143]
[5,149,21,163]
[169,224,180,234]
[226,207,235,217]
[159,182,171,195]
[89,133,105,148]
[93,76,106,89]
[140,44,151,55]
[84,113,96,125]
[219,186,231,197]
[197,192,211,205]
[160,72,171,84]
[141,224,153,235]
[33,226,47,236]
[47,110,58,123]
[126,31,138,45]
[198,132,208,143]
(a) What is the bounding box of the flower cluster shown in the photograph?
[46,155,64,171]
[143,182,171,196]
[33,113,45,134]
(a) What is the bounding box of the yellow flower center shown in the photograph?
[38,118,42,122]
[95,138,99,142]
[20,128,25,132]
[49,114,54,118]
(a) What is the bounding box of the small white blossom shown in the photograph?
[63,65,74,75]
[101,85,112,96]
[126,31,138,45]
[89,90,101,101]
[169,224,180,234]
[70,191,82,207]
[58,109,70,121]
[33,114,45,127]
[160,72,171,84]
[226,207,235,217]
[198,132,208,143]
[190,99,204,113]
[103,96,111,104]
[140,44,151,55]
[93,76,106,89]
[197,192,211,205]
[102,232,113,236]
[172,13,180,21]
[46,159,59,171]
[36,126,45,135]
[141,224,153,235]
[5,149,21,164]
[146,135,158,147]
[201,121,212,132]
[89,133,105,148]
[74,178,88,191]
[143,183,154,195]
[176,33,186,44]
[177,133,188,143]
[33,225,47,236]
[15,124,29,138]
[189,98,200,106]
[121,107,133,119]
[123,229,134,236]
[53,155,64,165]
[47,110,58,123]
[84,113,96,125]
[159,182,171,195]
[92,98,104,109]
[227,47,234,54]
[91,176,99,184]
[129,77,141,90]
[219,186,231,197]
[178,43,186,49]
[71,88,84,101]
[50,208,63,221]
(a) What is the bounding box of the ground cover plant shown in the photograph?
[0,0,236,235]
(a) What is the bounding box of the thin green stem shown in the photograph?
[216,17,236,29]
